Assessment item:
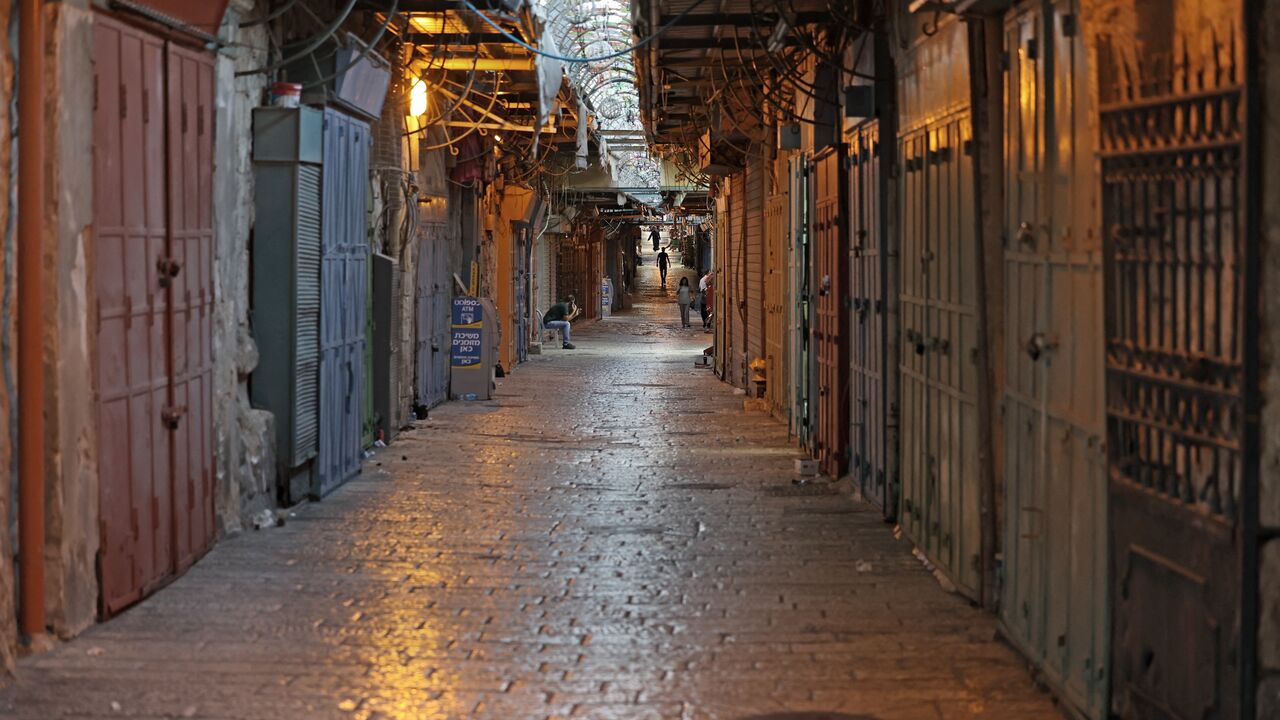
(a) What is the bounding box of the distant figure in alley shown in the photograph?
[543,296,580,349]
[657,247,670,285]
[649,226,661,252]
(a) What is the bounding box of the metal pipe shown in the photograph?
[17,0,45,639]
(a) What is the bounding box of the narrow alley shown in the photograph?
[1,259,1057,719]
[3,2,1277,719]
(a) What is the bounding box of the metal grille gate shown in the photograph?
[93,16,216,614]
[848,123,895,516]
[813,146,849,478]
[1097,10,1253,717]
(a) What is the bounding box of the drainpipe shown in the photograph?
[17,0,45,639]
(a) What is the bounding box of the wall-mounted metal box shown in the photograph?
[250,106,324,503]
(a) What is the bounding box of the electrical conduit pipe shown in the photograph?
[18,0,45,639]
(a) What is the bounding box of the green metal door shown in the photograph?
[1000,2,1108,717]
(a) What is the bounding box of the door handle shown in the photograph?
[1025,332,1058,362]
[156,257,182,288]
[1015,221,1035,246]
[345,361,354,413]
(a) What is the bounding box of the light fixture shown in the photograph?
[409,79,428,117]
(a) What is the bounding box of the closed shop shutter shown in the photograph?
[93,16,216,614]
[813,145,848,478]
[317,109,370,497]
[745,156,766,369]
[787,155,812,443]
[765,187,788,420]
[415,220,450,410]
[848,122,895,518]
[898,114,982,599]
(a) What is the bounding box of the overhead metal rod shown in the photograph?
[655,11,828,26]
[407,32,511,44]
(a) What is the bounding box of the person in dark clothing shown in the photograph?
[542,296,580,349]
[657,247,670,285]
[649,227,661,252]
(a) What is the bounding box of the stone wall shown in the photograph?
[213,0,273,533]
[43,0,97,639]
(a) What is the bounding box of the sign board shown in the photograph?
[451,297,483,370]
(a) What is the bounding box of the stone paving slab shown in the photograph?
[0,261,1062,719]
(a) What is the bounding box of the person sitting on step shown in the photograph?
[543,295,581,349]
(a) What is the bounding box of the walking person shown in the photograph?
[677,276,693,328]
[657,246,670,285]
[649,226,661,252]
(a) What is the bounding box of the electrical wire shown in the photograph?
[236,0,359,77]
[302,0,401,89]
[240,0,301,28]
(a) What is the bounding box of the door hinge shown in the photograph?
[1027,38,1038,60]
[161,405,186,430]
[1000,52,1010,72]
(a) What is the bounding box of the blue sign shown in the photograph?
[452,297,482,326]
[451,297,483,369]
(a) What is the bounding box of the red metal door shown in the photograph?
[166,44,216,571]
[93,18,173,614]
[813,145,849,477]
[93,16,215,614]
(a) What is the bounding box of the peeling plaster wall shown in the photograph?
[373,70,416,431]
[213,1,273,532]
[42,0,97,638]
[1258,2,1280,714]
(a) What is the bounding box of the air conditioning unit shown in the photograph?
[251,107,324,503]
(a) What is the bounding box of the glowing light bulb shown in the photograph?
[409,79,428,117]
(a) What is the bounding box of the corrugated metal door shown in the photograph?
[745,157,766,369]
[166,43,216,571]
[999,4,1108,717]
[415,221,449,409]
[848,123,894,516]
[317,109,369,496]
[765,190,788,419]
[93,17,215,614]
[725,174,746,386]
[899,115,982,599]
[788,155,811,443]
[813,145,848,477]
[1097,9,1253,717]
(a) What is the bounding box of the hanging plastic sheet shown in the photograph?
[575,99,588,169]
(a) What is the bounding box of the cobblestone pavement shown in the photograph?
[1,256,1062,719]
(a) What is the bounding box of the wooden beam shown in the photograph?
[422,57,535,70]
